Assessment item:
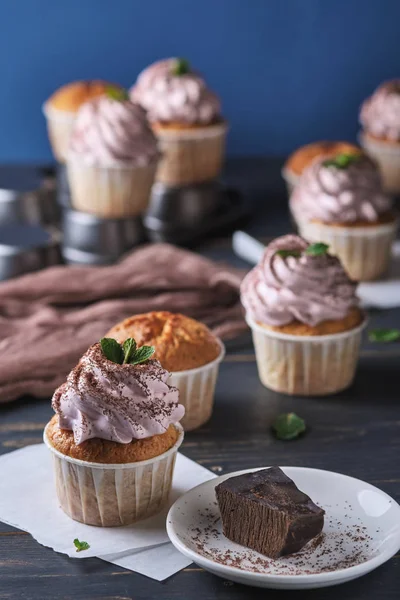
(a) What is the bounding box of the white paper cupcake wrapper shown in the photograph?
[359,132,400,195]
[66,159,157,218]
[247,315,366,396]
[153,122,228,186]
[43,424,184,527]
[169,342,225,431]
[297,218,398,281]
[43,103,76,163]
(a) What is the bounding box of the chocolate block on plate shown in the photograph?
[215,467,325,558]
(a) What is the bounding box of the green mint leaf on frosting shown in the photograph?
[106,86,129,101]
[172,58,190,76]
[123,338,137,363]
[73,538,90,553]
[323,152,362,169]
[273,413,306,441]
[130,345,155,365]
[305,242,329,257]
[276,249,301,259]
[368,328,400,343]
[100,338,124,364]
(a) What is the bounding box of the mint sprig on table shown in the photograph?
[73,538,90,553]
[171,58,190,76]
[323,152,362,169]
[106,86,129,101]
[272,413,306,441]
[100,337,155,365]
[368,328,400,343]
[276,243,329,259]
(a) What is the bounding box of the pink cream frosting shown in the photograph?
[130,58,221,125]
[290,155,392,224]
[68,96,159,167]
[360,80,400,141]
[240,235,359,327]
[52,343,184,445]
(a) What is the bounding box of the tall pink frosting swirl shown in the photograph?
[52,343,184,445]
[130,58,221,125]
[290,155,392,224]
[360,80,400,141]
[241,235,359,327]
[68,96,159,167]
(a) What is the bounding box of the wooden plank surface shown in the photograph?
[0,161,399,600]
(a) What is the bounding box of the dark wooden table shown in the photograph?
[0,160,399,600]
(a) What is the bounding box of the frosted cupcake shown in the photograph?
[282,141,362,195]
[290,152,397,281]
[360,80,400,194]
[241,235,366,396]
[43,338,184,526]
[131,58,227,186]
[66,89,159,218]
[107,312,224,431]
[43,81,119,162]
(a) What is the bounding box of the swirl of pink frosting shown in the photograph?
[360,80,400,141]
[52,343,184,445]
[290,155,392,224]
[241,235,359,327]
[130,58,221,125]
[68,96,159,167]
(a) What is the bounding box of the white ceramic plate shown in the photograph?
[167,467,400,589]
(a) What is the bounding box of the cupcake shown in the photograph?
[282,141,362,195]
[130,58,227,186]
[43,338,184,526]
[360,80,400,195]
[66,89,160,218]
[107,312,225,431]
[241,234,366,396]
[43,80,119,162]
[290,152,397,281]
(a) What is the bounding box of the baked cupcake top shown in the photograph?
[360,80,400,141]
[107,311,222,372]
[290,153,392,224]
[240,235,359,327]
[68,90,159,167]
[45,80,120,114]
[52,340,184,445]
[284,141,362,177]
[130,58,221,126]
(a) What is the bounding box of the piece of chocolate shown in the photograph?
[215,467,325,558]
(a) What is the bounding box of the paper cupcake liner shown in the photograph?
[169,341,225,431]
[247,316,366,396]
[43,103,76,163]
[359,132,400,196]
[297,218,398,281]
[43,423,184,527]
[66,159,157,218]
[153,122,228,186]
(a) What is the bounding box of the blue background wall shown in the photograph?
[1,0,400,162]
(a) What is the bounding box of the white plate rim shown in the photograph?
[167,466,400,585]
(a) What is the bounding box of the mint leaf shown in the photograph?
[305,242,329,257]
[171,58,190,76]
[130,345,155,365]
[73,538,90,553]
[368,328,400,343]
[276,249,301,259]
[100,338,124,364]
[106,86,129,101]
[272,413,306,441]
[123,338,137,364]
[323,152,362,169]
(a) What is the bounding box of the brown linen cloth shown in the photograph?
[0,243,246,404]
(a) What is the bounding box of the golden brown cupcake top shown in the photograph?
[46,415,179,464]
[46,80,121,113]
[263,306,364,336]
[107,311,222,372]
[284,141,362,176]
